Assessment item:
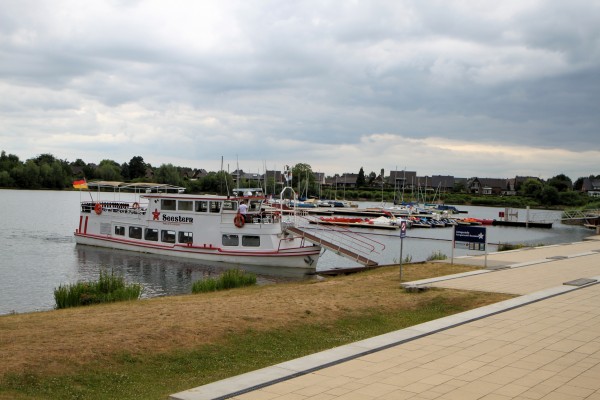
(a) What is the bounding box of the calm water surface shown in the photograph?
[0,190,592,315]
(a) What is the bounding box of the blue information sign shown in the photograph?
[454,225,486,244]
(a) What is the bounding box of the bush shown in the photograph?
[192,269,257,293]
[426,251,448,261]
[54,270,141,309]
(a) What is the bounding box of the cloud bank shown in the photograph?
[0,0,598,179]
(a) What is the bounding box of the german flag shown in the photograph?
[72,179,88,189]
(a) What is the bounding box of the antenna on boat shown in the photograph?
[220,156,231,196]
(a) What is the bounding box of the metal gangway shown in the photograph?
[276,186,385,267]
[561,209,600,221]
[286,225,380,267]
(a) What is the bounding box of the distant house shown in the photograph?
[231,169,244,183]
[505,178,517,196]
[313,172,326,186]
[242,172,262,185]
[265,170,283,183]
[454,178,468,193]
[180,168,207,180]
[324,173,358,188]
[387,170,417,189]
[337,173,358,188]
[468,177,510,195]
[582,178,600,197]
[431,175,455,192]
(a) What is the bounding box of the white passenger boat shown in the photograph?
[74,182,321,273]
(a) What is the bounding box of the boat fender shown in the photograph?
[234,213,245,228]
[132,202,140,209]
[94,203,102,215]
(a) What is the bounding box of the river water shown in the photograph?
[0,189,592,315]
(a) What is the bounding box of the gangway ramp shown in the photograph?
[285,226,379,267]
[561,209,600,221]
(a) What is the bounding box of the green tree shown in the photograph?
[96,159,122,181]
[71,158,86,167]
[0,170,13,187]
[292,163,314,197]
[558,191,586,207]
[128,156,147,180]
[367,171,376,185]
[154,164,183,186]
[0,151,21,172]
[520,178,543,198]
[573,177,585,191]
[23,160,41,189]
[547,174,572,192]
[120,162,130,180]
[196,171,233,194]
[540,186,559,205]
[356,167,366,187]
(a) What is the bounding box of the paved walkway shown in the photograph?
[171,237,600,400]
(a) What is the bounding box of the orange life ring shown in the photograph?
[234,213,245,228]
[94,203,102,215]
[132,202,140,209]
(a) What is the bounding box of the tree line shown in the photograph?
[0,151,234,193]
[0,150,598,208]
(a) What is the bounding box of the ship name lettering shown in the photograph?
[162,214,193,223]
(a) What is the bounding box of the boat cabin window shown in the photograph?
[195,201,208,213]
[161,199,177,211]
[129,226,142,239]
[242,235,260,247]
[178,200,193,211]
[248,200,262,212]
[161,230,176,243]
[209,201,221,213]
[178,232,193,244]
[222,200,237,211]
[222,234,239,246]
[145,228,159,241]
[114,226,125,236]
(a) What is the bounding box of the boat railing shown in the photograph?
[80,201,147,215]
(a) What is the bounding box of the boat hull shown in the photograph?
[74,233,320,272]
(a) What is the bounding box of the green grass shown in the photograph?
[426,250,448,261]
[497,243,528,252]
[54,270,142,309]
[1,294,475,400]
[191,269,257,293]
[497,242,545,252]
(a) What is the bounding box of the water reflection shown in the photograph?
[75,245,311,299]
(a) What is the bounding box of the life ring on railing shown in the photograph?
[132,202,140,209]
[234,213,245,228]
[94,203,102,215]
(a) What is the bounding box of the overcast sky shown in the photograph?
[1,0,598,180]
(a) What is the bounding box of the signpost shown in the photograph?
[399,219,407,282]
[452,225,487,267]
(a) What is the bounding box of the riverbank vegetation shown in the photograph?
[0,263,512,400]
[1,150,598,209]
[191,269,257,293]
[54,270,142,309]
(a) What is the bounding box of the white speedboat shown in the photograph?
[74,182,321,273]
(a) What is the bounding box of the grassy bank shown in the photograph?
[0,263,511,400]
